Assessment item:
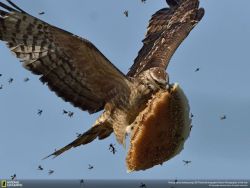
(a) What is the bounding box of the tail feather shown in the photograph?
[43,123,113,159]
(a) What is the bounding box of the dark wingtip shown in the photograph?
[5,0,26,13]
[166,0,180,7]
[0,1,15,12]
[42,151,60,160]
[42,153,54,160]
[196,8,205,21]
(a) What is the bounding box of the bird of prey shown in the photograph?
[190,113,194,118]
[183,160,191,165]
[141,0,147,4]
[0,73,2,77]
[37,165,43,170]
[10,174,16,180]
[0,84,3,89]
[0,0,204,162]
[124,10,129,17]
[109,143,117,154]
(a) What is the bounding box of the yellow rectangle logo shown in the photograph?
[1,180,7,188]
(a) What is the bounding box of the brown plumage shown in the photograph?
[0,0,204,170]
[0,0,130,114]
[127,0,204,77]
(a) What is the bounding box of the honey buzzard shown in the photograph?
[0,0,204,170]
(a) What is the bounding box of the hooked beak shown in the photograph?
[156,79,168,89]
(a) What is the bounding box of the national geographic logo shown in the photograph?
[1,180,7,188]
[1,180,22,187]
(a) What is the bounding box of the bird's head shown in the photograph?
[148,67,169,89]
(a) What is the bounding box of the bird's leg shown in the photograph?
[93,102,113,127]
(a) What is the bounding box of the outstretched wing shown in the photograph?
[127,0,204,77]
[0,1,130,113]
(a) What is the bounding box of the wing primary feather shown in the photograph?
[127,0,204,77]
[5,0,26,13]
[1,0,131,113]
[0,2,16,12]
[166,0,180,7]
[0,9,8,16]
[196,8,205,21]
